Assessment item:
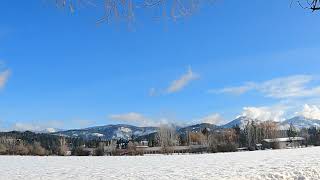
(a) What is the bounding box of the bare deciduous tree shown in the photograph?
[157,124,177,153]
[0,143,7,155]
[127,141,136,155]
[104,140,117,155]
[295,0,320,11]
[54,0,208,24]
[188,132,207,145]
[244,120,280,150]
[32,142,47,156]
[58,136,68,156]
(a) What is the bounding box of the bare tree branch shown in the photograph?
[54,0,207,24]
[295,0,320,11]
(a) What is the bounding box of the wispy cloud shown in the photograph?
[201,113,225,125]
[213,82,256,95]
[166,66,199,94]
[13,122,43,132]
[212,75,320,99]
[150,66,199,96]
[109,112,157,126]
[0,69,10,89]
[259,75,319,98]
[11,120,64,132]
[149,88,157,97]
[71,119,95,128]
[108,112,179,127]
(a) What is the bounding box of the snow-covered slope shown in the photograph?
[280,116,320,129]
[220,116,252,129]
[53,124,158,140]
[38,128,65,134]
[178,123,218,134]
[220,115,320,130]
[51,115,320,140]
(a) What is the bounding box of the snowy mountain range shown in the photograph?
[52,124,158,140]
[51,123,218,140]
[280,116,320,129]
[44,115,320,140]
[220,116,251,129]
[178,123,218,134]
[220,115,320,129]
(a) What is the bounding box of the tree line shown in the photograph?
[153,121,320,154]
[0,122,320,156]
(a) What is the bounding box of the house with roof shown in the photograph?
[262,137,305,149]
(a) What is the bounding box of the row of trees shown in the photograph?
[1,122,320,156]
[0,141,47,156]
[0,131,131,156]
[153,121,320,154]
[295,126,320,146]
[158,121,282,152]
[0,131,68,155]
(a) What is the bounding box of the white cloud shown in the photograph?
[240,106,285,122]
[296,104,320,120]
[12,120,64,132]
[0,69,10,89]
[167,66,199,93]
[214,82,256,95]
[259,75,319,98]
[7,119,96,131]
[109,112,157,126]
[108,113,178,127]
[149,88,157,97]
[201,113,225,125]
[13,122,42,132]
[45,128,57,133]
[213,75,320,99]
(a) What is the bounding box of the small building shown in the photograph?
[262,137,305,149]
[138,146,162,154]
[139,140,149,146]
[136,145,207,155]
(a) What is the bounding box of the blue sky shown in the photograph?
[1,0,320,130]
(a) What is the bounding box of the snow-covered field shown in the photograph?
[1,147,320,180]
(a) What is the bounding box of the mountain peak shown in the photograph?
[281,116,320,129]
[220,116,251,129]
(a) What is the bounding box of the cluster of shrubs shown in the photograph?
[0,131,70,156]
[0,142,47,156]
[215,143,237,153]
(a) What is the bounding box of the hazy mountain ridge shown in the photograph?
[280,116,320,129]
[178,123,218,134]
[52,124,158,140]
[45,116,320,140]
[220,116,252,129]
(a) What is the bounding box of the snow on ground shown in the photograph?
[1,147,320,180]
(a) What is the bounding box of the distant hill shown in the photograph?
[219,115,320,130]
[280,116,320,129]
[178,123,218,134]
[52,124,158,140]
[19,115,320,141]
[52,123,220,141]
[38,128,65,133]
